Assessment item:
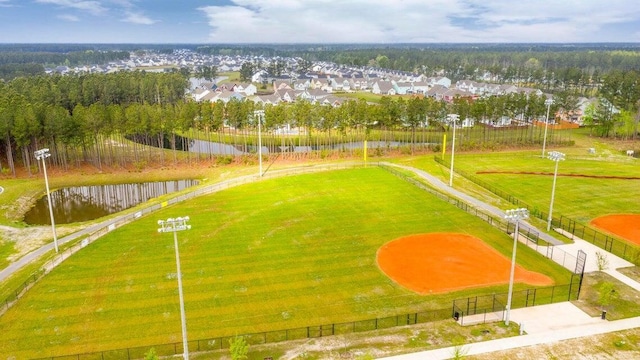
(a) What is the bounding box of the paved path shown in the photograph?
[380,310,640,359]
[0,219,116,282]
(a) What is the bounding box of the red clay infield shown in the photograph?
[377,233,553,294]
[591,214,640,245]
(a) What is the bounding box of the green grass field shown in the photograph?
[448,151,640,224]
[0,167,571,358]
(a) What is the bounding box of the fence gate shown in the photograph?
[575,250,587,275]
[525,288,536,307]
[467,296,478,315]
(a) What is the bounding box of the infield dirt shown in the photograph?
[376,233,553,294]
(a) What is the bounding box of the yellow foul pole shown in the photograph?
[442,134,447,157]
[364,140,368,165]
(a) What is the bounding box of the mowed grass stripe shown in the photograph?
[452,152,640,222]
[0,167,570,358]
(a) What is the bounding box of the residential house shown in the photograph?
[426,84,449,101]
[498,84,518,95]
[442,89,474,103]
[252,94,282,106]
[371,81,396,95]
[273,80,293,91]
[232,83,257,96]
[412,81,430,94]
[456,80,480,94]
[193,88,211,102]
[208,90,245,103]
[275,88,297,102]
[518,87,543,96]
[429,76,452,88]
[320,95,343,107]
[461,117,476,128]
[293,79,311,90]
[393,81,413,95]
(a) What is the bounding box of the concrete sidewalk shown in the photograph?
[380,303,640,360]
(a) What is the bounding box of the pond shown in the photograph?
[23,180,198,225]
[129,133,435,155]
[188,139,436,155]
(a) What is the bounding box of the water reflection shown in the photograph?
[188,139,433,155]
[24,180,198,225]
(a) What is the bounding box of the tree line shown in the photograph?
[0,50,131,80]
[0,70,572,176]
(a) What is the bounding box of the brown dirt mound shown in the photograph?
[477,170,640,180]
[376,233,553,295]
[591,214,640,245]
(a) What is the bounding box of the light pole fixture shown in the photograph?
[254,109,265,177]
[448,114,459,187]
[34,148,59,253]
[547,151,565,231]
[541,98,554,157]
[158,216,192,360]
[504,208,529,326]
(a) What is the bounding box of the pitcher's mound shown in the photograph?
[377,233,553,294]
[591,214,640,245]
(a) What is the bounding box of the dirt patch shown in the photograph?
[477,171,640,180]
[376,233,553,294]
[591,214,640,245]
[0,224,78,262]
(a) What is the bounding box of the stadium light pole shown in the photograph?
[254,109,265,177]
[547,151,565,231]
[541,98,554,158]
[504,208,529,326]
[449,114,459,187]
[34,148,59,253]
[158,216,192,360]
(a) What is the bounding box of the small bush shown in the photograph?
[216,156,233,165]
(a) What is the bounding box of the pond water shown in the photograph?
[129,133,436,155]
[188,139,435,155]
[23,180,198,225]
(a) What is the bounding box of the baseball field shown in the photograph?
[0,166,571,358]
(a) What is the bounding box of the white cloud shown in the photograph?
[35,0,107,16]
[197,0,640,43]
[0,0,13,7]
[122,11,156,25]
[57,13,80,21]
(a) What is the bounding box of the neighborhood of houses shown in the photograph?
[47,48,597,128]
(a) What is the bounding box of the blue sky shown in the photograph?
[1,0,639,43]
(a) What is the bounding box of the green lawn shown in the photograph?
[0,167,571,358]
[449,151,640,223]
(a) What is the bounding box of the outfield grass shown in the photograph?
[0,167,570,358]
[450,151,640,224]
